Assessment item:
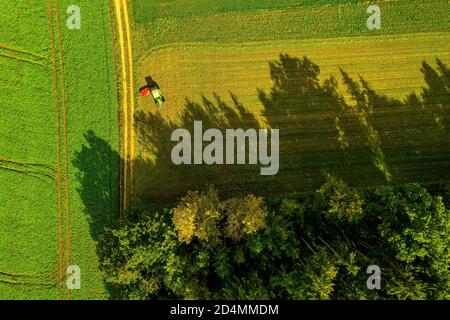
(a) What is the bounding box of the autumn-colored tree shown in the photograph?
[172,186,221,244]
[224,194,267,241]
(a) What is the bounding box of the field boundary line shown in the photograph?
[108,0,123,214]
[55,0,72,301]
[141,31,450,57]
[46,0,64,301]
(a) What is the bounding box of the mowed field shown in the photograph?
[140,34,450,118]
[0,0,119,299]
[132,0,450,206]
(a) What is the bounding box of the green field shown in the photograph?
[132,0,450,206]
[0,0,119,299]
[134,0,448,52]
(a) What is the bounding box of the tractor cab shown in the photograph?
[150,86,164,106]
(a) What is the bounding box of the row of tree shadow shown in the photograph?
[134,54,450,208]
[72,53,450,296]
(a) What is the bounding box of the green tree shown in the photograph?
[374,184,450,299]
[99,210,182,299]
[316,174,364,223]
[98,183,449,300]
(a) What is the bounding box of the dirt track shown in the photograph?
[46,0,64,300]
[47,0,72,300]
[113,0,135,210]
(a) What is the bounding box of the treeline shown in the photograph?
[98,178,450,300]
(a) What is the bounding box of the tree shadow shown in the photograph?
[135,93,264,210]
[73,130,119,234]
[259,54,387,188]
[72,130,121,297]
[338,58,450,185]
[134,54,450,208]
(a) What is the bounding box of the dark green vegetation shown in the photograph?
[135,55,450,206]
[98,180,450,299]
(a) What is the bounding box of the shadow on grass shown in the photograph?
[133,54,450,209]
[72,130,121,297]
[135,93,262,209]
[73,130,119,234]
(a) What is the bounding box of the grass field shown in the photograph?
[132,0,450,206]
[0,0,119,299]
[139,33,450,118]
[0,1,59,299]
[134,0,449,52]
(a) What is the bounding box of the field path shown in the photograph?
[0,53,45,66]
[46,0,72,300]
[54,0,72,300]
[46,0,64,300]
[0,44,47,59]
[113,0,135,210]
[122,0,136,202]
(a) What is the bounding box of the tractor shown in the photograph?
[140,76,165,107]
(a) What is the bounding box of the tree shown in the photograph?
[99,210,182,299]
[374,184,450,299]
[224,194,267,241]
[172,186,222,244]
[315,174,364,223]
[99,182,449,300]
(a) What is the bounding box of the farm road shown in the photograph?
[113,0,136,210]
